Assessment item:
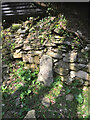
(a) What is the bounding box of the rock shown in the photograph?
[75,71,89,81]
[69,63,89,72]
[23,44,32,50]
[24,110,36,119]
[64,37,80,47]
[54,35,62,39]
[84,46,90,51]
[18,29,26,34]
[52,47,67,53]
[70,70,89,81]
[54,60,69,76]
[45,42,56,47]
[24,20,30,26]
[51,39,64,44]
[12,38,16,42]
[23,38,30,44]
[3,67,9,74]
[0,45,2,50]
[54,28,60,34]
[85,44,90,51]
[69,63,78,71]
[50,48,59,53]
[15,43,23,49]
[42,97,50,107]
[47,50,62,59]
[10,34,15,38]
[65,77,75,85]
[64,41,71,46]
[2,74,9,81]
[77,53,88,63]
[31,42,41,48]
[37,55,53,86]
[62,53,66,57]
[66,94,74,101]
[63,51,77,62]
[78,57,88,64]
[61,49,67,52]
[83,87,87,91]
[28,50,43,57]
[53,59,58,63]
[20,34,25,38]
[30,64,37,72]
[15,97,20,106]
[75,77,84,85]
[18,38,23,44]
[2,64,8,68]
[70,71,76,78]
[3,111,16,118]
[13,52,22,58]
[24,64,31,69]
[15,49,21,53]
[34,51,43,56]
[54,67,69,76]
[34,56,40,64]
[69,63,89,71]
[84,81,89,86]
[22,54,34,63]
[87,63,90,73]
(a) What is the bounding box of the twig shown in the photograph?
[60,25,87,48]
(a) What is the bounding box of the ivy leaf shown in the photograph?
[20,93,24,99]
[41,39,43,44]
[2,112,5,116]
[66,88,71,94]
[27,90,31,95]
[75,93,83,104]
[26,74,31,81]
[17,68,22,74]
[22,77,25,81]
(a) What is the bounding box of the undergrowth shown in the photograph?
[1,14,89,119]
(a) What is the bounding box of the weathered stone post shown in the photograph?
[37,55,53,86]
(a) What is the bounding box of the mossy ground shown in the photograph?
[1,60,89,119]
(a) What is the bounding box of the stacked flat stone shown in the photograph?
[9,17,89,86]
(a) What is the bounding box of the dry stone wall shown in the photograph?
[3,16,90,86]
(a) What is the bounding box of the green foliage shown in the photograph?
[0,31,4,38]
[1,86,10,99]
[71,46,74,49]
[17,61,25,67]
[2,14,89,119]
[1,86,7,92]
[19,107,31,119]
[16,67,31,81]
[64,79,84,104]
[72,79,79,87]
[10,43,16,51]
[82,51,88,59]
[12,24,21,31]
[65,87,71,94]
[41,39,44,44]
[75,93,83,104]
[17,66,38,82]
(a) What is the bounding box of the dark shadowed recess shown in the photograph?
[1,2,47,28]
[60,2,88,26]
[55,2,88,41]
